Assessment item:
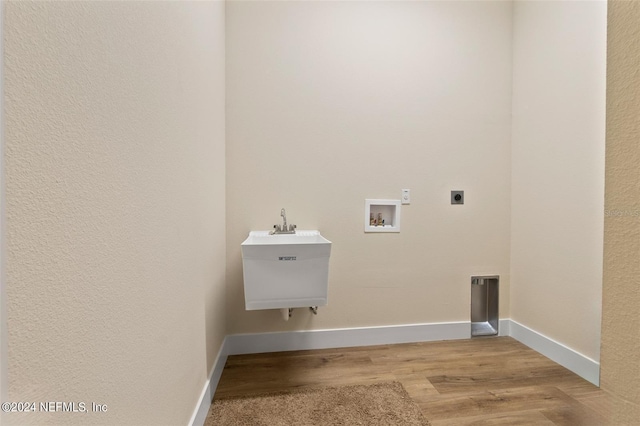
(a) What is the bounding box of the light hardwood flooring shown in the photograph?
[214,337,611,425]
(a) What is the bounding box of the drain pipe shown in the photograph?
[281,308,292,321]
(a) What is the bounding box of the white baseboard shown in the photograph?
[188,340,228,426]
[499,318,510,336]
[190,318,600,425]
[225,321,470,355]
[508,319,600,386]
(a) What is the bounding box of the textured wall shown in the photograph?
[226,1,513,333]
[601,0,640,423]
[510,1,606,361]
[204,0,228,379]
[1,1,7,408]
[4,2,226,425]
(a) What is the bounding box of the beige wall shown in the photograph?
[3,0,629,423]
[226,1,513,333]
[602,0,640,423]
[4,2,226,425]
[205,0,228,378]
[510,1,606,360]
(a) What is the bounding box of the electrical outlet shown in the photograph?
[402,189,410,205]
[451,190,464,204]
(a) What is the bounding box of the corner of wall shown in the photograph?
[509,0,606,362]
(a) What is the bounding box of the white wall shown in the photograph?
[4,2,226,425]
[511,1,606,361]
[226,1,513,333]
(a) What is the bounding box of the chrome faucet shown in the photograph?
[270,208,296,234]
[281,208,288,230]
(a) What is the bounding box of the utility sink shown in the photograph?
[241,230,332,310]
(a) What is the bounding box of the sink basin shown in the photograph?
[241,230,331,310]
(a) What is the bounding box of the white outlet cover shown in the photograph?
[402,189,410,205]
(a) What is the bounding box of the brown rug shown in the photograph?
[205,381,430,426]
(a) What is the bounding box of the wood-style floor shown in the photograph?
[214,337,611,425]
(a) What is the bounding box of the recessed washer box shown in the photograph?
[365,199,401,233]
